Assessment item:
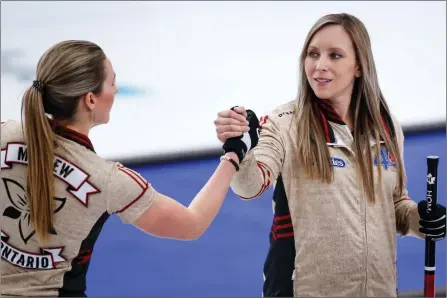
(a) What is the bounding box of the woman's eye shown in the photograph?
[331,53,342,59]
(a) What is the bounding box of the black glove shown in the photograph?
[222,108,260,163]
[418,200,446,241]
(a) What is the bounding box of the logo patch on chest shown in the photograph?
[373,147,397,171]
[331,157,347,168]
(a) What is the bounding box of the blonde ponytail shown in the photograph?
[22,83,55,243]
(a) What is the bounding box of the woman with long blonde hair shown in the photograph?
[215,13,446,297]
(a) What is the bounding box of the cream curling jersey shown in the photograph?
[229,100,423,297]
[1,120,156,296]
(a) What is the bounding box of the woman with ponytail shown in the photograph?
[1,40,259,296]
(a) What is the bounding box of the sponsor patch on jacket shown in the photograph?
[331,157,347,168]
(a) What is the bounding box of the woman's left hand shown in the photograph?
[418,201,446,241]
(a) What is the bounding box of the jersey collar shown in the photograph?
[312,96,346,144]
[48,118,95,153]
[312,96,394,146]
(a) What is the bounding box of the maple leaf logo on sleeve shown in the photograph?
[2,178,66,244]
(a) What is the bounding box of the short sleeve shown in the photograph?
[105,163,156,224]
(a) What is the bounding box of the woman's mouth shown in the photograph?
[314,78,332,86]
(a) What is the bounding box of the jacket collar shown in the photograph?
[48,118,95,153]
[312,96,394,146]
[312,96,345,144]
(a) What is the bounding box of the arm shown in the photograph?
[133,152,239,240]
[105,110,260,241]
[230,113,285,200]
[394,189,423,239]
[393,122,446,241]
[392,120,423,238]
[129,109,260,239]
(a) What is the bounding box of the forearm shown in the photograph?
[395,198,424,239]
[230,151,270,200]
[187,152,239,237]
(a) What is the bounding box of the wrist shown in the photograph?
[220,154,240,172]
[223,151,240,164]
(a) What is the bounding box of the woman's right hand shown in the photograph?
[214,106,249,143]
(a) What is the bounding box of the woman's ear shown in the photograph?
[83,92,97,112]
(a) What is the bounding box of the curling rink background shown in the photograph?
[86,130,447,296]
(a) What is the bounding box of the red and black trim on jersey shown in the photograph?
[237,162,271,200]
[59,212,109,297]
[263,174,295,297]
[49,118,95,153]
[114,164,150,214]
[312,97,344,143]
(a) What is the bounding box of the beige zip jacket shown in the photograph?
[230,100,423,297]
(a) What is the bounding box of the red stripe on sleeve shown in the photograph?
[237,162,271,200]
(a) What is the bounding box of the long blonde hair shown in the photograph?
[295,13,404,204]
[21,40,106,243]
